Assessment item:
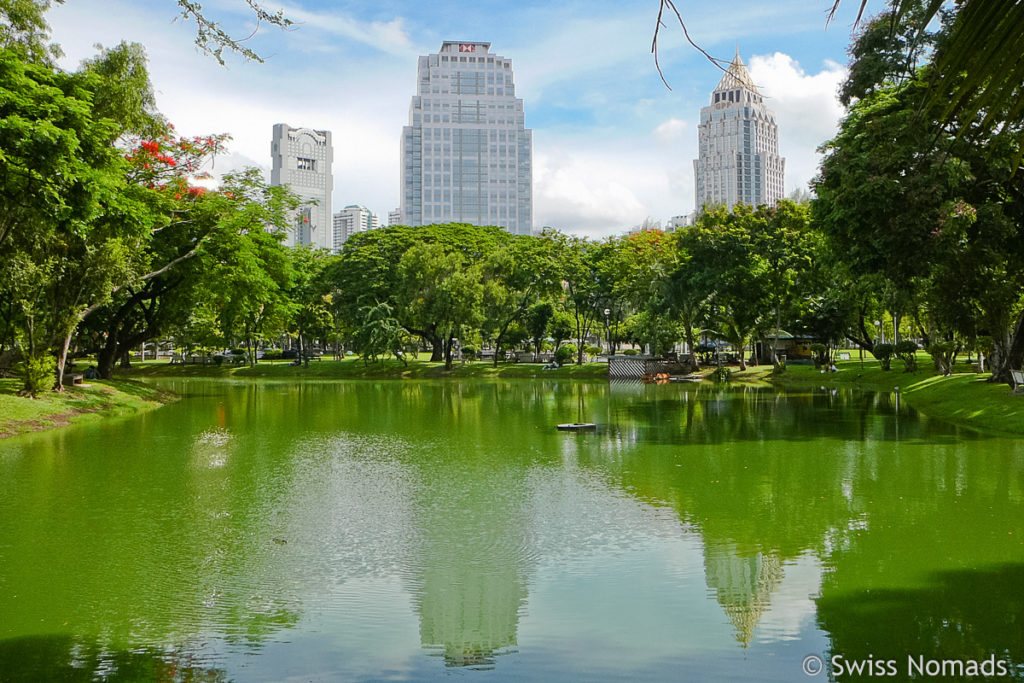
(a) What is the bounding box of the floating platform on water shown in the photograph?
[669,374,705,382]
[556,423,597,431]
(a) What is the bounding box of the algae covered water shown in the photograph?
[1,380,1022,681]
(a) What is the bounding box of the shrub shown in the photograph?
[585,345,602,357]
[623,349,640,356]
[711,366,731,382]
[16,354,56,398]
[872,343,895,371]
[894,340,919,372]
[461,345,477,358]
[554,344,576,365]
[212,354,225,366]
[231,348,245,356]
[262,349,282,360]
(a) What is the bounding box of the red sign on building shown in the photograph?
[459,44,475,52]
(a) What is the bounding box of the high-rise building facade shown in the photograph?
[693,50,785,212]
[271,124,333,249]
[332,205,379,249]
[400,41,532,235]
[388,208,402,226]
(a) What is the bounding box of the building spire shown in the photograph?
[714,48,759,94]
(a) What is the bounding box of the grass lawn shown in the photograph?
[115,355,611,380]
[0,378,175,439]
[767,353,1024,436]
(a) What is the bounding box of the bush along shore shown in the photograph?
[0,379,176,439]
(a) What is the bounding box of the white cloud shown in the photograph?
[269,3,416,56]
[748,53,847,194]
[654,118,688,144]
[533,149,649,237]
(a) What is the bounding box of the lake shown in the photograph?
[1,379,1022,681]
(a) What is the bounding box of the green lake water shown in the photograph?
[1,379,1022,681]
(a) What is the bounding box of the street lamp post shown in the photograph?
[874,320,883,345]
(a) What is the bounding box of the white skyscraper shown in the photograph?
[693,50,785,212]
[332,205,379,249]
[400,41,532,235]
[271,124,333,249]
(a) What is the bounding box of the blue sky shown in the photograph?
[47,0,872,237]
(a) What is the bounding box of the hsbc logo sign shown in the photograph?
[459,44,475,52]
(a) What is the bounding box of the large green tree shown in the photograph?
[397,242,483,370]
[329,223,507,361]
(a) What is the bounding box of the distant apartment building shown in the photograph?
[332,205,380,249]
[388,208,402,226]
[400,41,532,235]
[693,50,785,212]
[270,123,333,249]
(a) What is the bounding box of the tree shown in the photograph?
[354,302,407,365]
[480,236,558,366]
[0,44,156,391]
[397,242,483,370]
[79,130,237,378]
[204,171,296,365]
[815,46,1024,383]
[329,223,507,362]
[285,246,334,367]
[542,230,601,365]
[751,200,818,368]
[677,206,769,370]
[525,301,554,358]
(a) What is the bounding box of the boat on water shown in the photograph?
[556,423,597,431]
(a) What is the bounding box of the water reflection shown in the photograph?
[0,636,227,682]
[0,380,1022,681]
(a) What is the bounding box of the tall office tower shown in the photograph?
[400,41,532,235]
[270,124,333,249]
[693,50,785,212]
[332,205,380,249]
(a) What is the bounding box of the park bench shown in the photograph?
[62,373,84,386]
[1011,369,1024,394]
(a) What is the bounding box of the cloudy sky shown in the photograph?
[47,0,866,238]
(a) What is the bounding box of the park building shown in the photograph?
[270,123,334,250]
[332,205,380,249]
[693,49,785,212]
[400,41,533,235]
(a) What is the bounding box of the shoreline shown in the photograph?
[758,359,1024,437]
[6,356,1022,438]
[0,379,176,440]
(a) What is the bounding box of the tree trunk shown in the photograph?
[685,326,700,371]
[443,336,454,370]
[771,304,782,368]
[989,310,1024,384]
[52,327,74,392]
[97,335,119,380]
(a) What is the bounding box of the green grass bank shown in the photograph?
[0,378,176,439]
[762,355,1024,436]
